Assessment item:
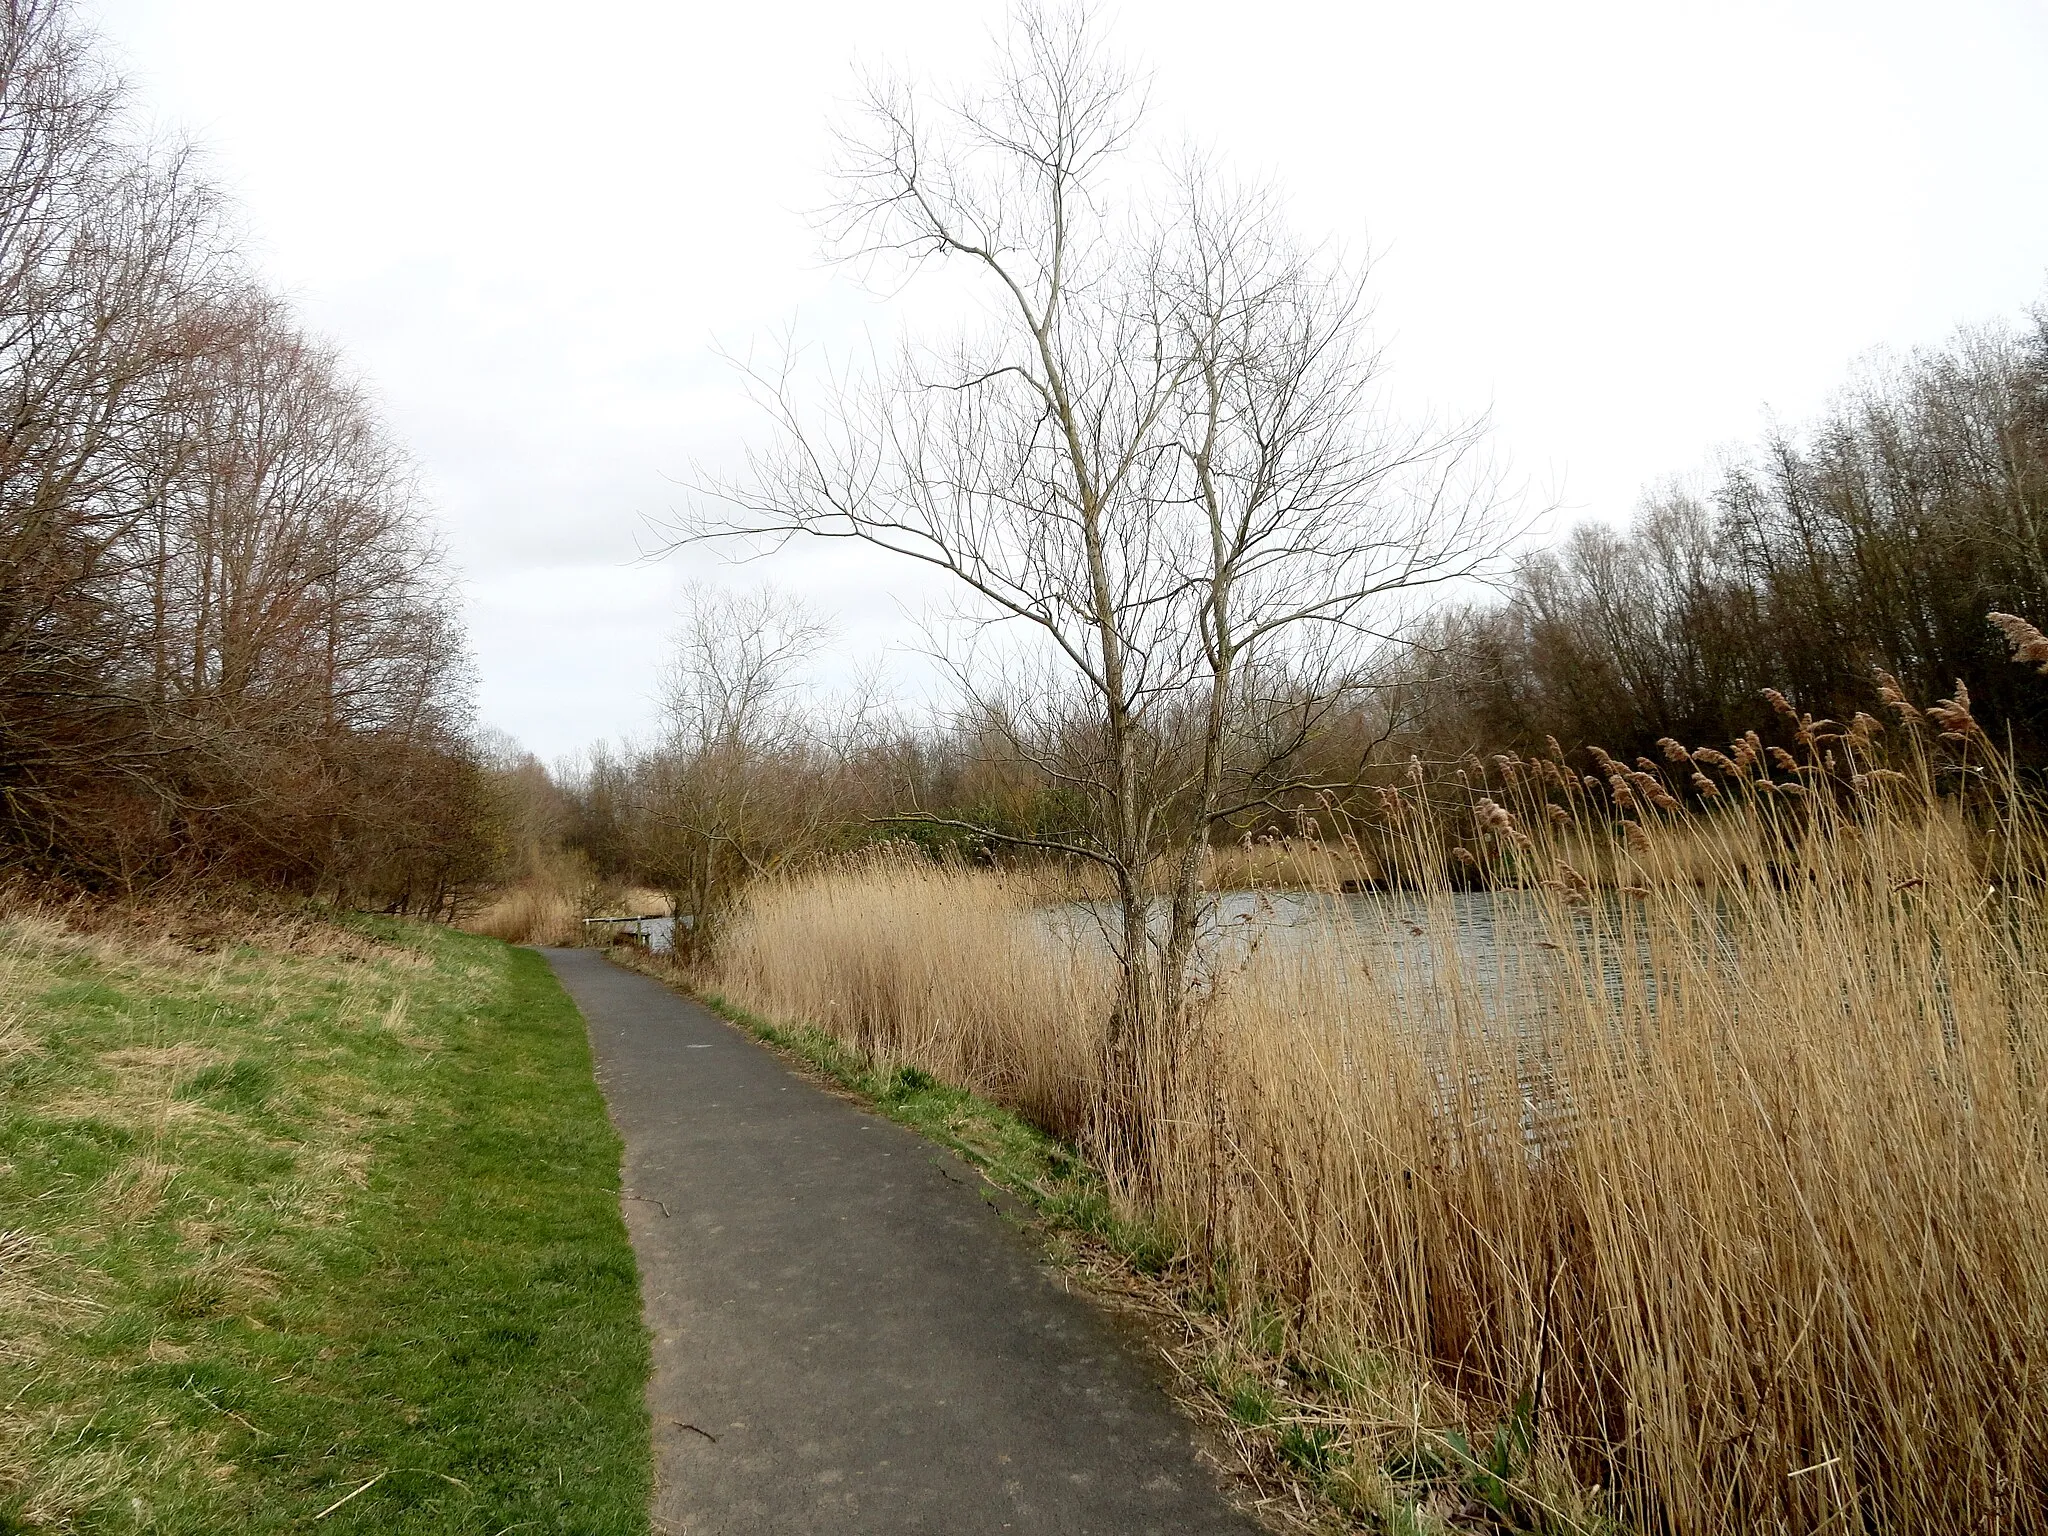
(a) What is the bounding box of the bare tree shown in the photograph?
[643,585,883,957]
[669,4,1505,1175]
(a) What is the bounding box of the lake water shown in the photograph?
[1050,887,1532,1003]
[1051,888,1667,1156]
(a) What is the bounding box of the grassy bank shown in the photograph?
[705,699,2048,1533]
[0,905,650,1534]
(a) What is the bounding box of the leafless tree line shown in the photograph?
[0,0,488,906]
[1422,308,2048,767]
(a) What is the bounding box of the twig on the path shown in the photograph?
[672,1420,718,1442]
[623,1192,671,1218]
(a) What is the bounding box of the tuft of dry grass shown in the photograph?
[710,692,2048,1533]
[1200,837,1381,893]
[467,878,586,947]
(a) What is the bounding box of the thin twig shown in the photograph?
[314,1472,386,1520]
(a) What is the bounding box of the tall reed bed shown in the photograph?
[709,683,2047,1533]
[714,859,1110,1136]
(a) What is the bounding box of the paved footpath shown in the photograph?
[541,948,1260,1536]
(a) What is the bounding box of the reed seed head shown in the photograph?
[1927,682,1980,740]
[1988,611,2048,673]
[1875,670,1922,721]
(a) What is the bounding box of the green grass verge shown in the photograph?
[0,911,650,1534]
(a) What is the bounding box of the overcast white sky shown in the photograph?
[87,0,2048,763]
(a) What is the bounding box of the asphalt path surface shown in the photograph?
[541,947,1260,1536]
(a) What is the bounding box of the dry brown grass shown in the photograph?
[716,854,1111,1136]
[467,878,586,947]
[1200,837,1381,892]
[710,701,2048,1532]
[465,850,673,948]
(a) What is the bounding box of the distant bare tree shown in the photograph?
[667,4,1507,1175]
[643,585,883,957]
